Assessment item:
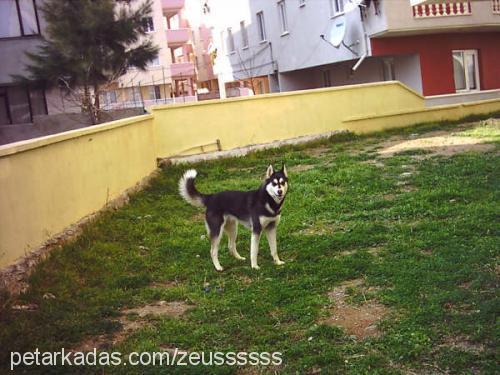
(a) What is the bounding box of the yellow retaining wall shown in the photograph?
[1,81,499,268]
[0,115,156,267]
[151,81,425,158]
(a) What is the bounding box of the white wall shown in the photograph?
[394,54,422,95]
[210,0,387,85]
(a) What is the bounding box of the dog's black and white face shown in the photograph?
[264,165,289,203]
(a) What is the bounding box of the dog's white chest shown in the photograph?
[259,214,281,229]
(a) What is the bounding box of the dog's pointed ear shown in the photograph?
[282,164,288,178]
[265,164,274,179]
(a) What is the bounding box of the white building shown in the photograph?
[208,0,500,101]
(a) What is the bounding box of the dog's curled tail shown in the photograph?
[179,169,205,208]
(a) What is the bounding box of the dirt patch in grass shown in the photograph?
[361,159,385,168]
[322,279,388,339]
[150,280,178,289]
[289,164,316,172]
[367,246,383,256]
[303,146,331,158]
[299,222,345,236]
[71,301,192,352]
[438,336,485,354]
[122,301,190,318]
[378,135,495,159]
[191,211,205,222]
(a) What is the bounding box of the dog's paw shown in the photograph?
[274,260,285,266]
[237,256,246,261]
[251,265,260,270]
[215,266,224,272]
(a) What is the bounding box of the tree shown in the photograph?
[17,0,159,124]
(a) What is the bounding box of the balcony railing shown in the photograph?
[170,62,196,78]
[493,0,500,14]
[166,28,190,48]
[412,1,471,18]
[101,96,198,110]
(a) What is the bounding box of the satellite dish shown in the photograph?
[325,14,346,48]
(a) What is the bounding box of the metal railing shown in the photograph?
[101,96,198,111]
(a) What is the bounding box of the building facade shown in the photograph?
[103,0,220,109]
[207,0,500,100]
[0,0,58,125]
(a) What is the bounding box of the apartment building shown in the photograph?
[104,0,220,109]
[208,0,500,101]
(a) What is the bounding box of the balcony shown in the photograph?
[367,0,500,37]
[493,0,500,14]
[161,0,184,16]
[170,62,195,78]
[166,28,190,48]
[413,1,471,18]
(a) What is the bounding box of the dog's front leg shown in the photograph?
[265,224,285,266]
[250,231,261,270]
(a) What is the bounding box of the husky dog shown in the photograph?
[179,165,288,271]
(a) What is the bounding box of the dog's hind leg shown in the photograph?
[265,223,285,266]
[206,211,224,271]
[225,218,245,261]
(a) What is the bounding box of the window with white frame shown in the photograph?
[452,50,479,92]
[227,27,235,53]
[278,0,288,34]
[240,21,249,48]
[256,11,266,42]
[330,0,344,16]
[142,17,154,33]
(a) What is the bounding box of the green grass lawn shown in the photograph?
[1,119,499,374]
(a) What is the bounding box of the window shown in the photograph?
[127,87,141,103]
[278,1,288,34]
[142,17,154,33]
[154,85,161,100]
[19,0,38,35]
[226,27,235,53]
[452,50,479,92]
[102,91,117,106]
[149,56,160,67]
[330,0,344,16]
[0,86,47,125]
[240,21,249,49]
[148,86,161,100]
[110,91,117,104]
[0,0,40,38]
[256,11,266,42]
[257,80,264,94]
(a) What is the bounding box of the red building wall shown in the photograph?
[371,32,500,96]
